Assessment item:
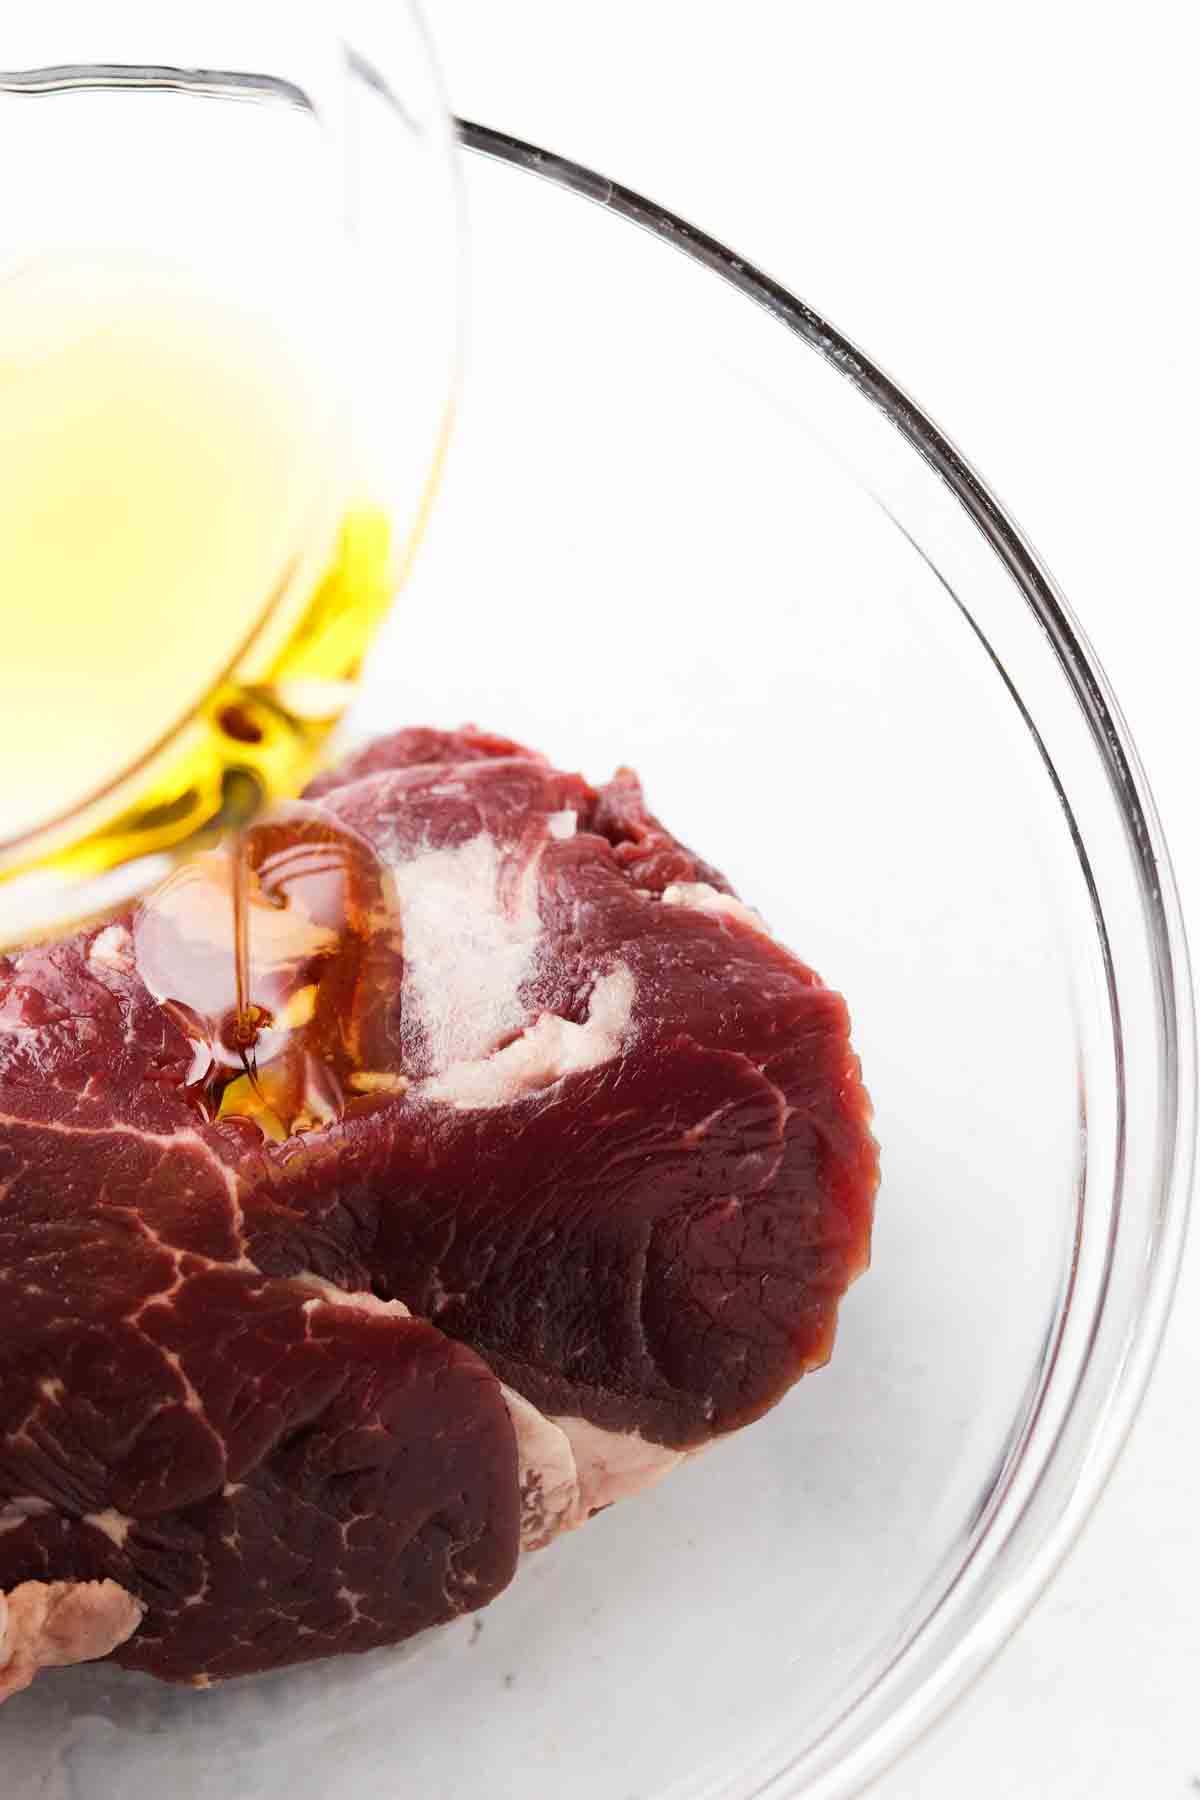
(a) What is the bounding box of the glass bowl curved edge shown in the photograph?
[453,118,1197,1800]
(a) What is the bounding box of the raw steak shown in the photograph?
[0,728,876,1695]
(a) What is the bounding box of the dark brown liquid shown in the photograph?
[229,829,264,1093]
[133,805,404,1137]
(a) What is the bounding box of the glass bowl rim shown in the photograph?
[455,117,1197,1798]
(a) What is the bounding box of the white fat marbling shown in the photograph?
[552,1415,684,1515]
[501,1388,583,1551]
[419,964,635,1111]
[0,1497,55,1537]
[388,833,544,1073]
[293,1275,412,1321]
[88,925,135,972]
[661,881,768,935]
[83,1509,134,1550]
[500,1387,688,1553]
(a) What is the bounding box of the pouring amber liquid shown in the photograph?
[0,249,450,964]
[0,250,443,900]
[0,15,461,1115]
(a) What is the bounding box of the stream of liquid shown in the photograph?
[229,832,267,1095]
[133,806,405,1139]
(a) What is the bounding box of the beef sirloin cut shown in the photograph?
[0,728,877,1695]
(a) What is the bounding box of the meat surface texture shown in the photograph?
[0,727,877,1694]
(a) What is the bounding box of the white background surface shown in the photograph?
[431,3,1199,1794]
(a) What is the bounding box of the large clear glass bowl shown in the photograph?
[5,125,1193,1800]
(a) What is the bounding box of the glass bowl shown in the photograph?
[4,124,1193,1800]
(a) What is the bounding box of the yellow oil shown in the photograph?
[0,250,425,899]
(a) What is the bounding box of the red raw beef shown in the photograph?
[0,728,876,1697]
